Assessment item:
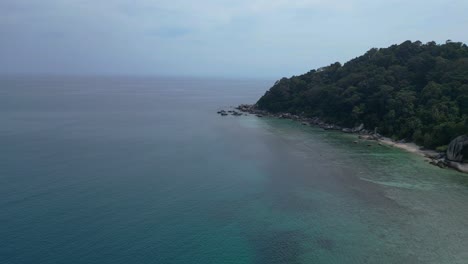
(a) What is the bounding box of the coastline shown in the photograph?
[374,137,438,158]
[226,104,468,174]
[367,137,468,173]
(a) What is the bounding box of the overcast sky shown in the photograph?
[1,0,467,78]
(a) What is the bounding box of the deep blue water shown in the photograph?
[1,76,468,264]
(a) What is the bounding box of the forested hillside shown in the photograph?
[256,40,468,150]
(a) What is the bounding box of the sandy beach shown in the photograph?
[377,137,439,158]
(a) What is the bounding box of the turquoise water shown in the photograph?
[1,76,468,264]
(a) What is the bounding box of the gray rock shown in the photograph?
[446,160,468,173]
[353,123,364,133]
[446,135,468,162]
[437,160,447,168]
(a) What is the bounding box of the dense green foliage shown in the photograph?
[257,40,468,149]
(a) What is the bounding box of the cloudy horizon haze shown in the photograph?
[1,0,468,79]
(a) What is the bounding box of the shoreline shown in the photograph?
[374,137,438,158]
[368,137,468,173]
[227,104,468,174]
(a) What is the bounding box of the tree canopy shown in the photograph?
[256,40,468,150]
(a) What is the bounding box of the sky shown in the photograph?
[1,0,468,78]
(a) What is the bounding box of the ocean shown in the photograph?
[1,76,468,264]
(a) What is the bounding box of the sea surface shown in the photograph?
[1,76,468,264]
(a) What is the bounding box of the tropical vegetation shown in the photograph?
[256,40,468,150]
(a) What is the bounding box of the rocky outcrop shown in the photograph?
[444,135,468,173]
[446,161,468,173]
[217,109,243,116]
[217,110,228,116]
[446,135,468,162]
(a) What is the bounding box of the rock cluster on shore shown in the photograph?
[418,136,468,173]
[236,104,378,136]
[216,109,243,116]
[446,135,468,163]
[444,135,468,173]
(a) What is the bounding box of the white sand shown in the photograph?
[378,137,438,157]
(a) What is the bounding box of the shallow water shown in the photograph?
[1,76,467,264]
